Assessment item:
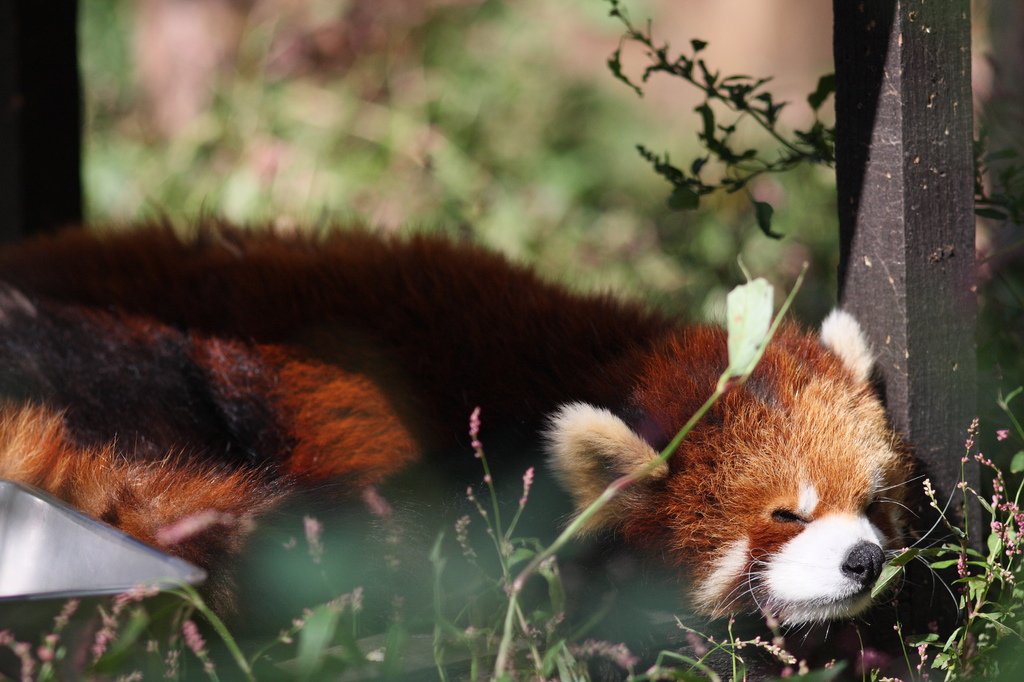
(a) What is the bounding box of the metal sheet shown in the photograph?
[0,480,205,600]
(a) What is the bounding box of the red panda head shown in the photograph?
[547,310,911,625]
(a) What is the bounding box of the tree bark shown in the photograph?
[0,0,83,241]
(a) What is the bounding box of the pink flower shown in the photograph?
[997,429,1010,441]
[569,639,639,670]
[520,467,535,507]
[469,407,483,452]
[156,510,234,546]
[182,620,214,672]
[362,486,393,518]
[53,599,80,629]
[304,515,324,563]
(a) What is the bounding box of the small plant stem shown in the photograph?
[494,592,520,676]
[493,388,723,678]
[470,431,513,577]
[855,625,867,682]
[893,616,914,680]
[728,617,739,681]
[479,457,505,548]
[171,586,255,682]
[514,602,544,670]
[997,386,1024,440]
[504,505,525,542]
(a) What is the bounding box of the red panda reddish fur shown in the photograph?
[0,225,911,625]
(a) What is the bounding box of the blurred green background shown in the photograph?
[80,0,1024,456]
[79,0,841,322]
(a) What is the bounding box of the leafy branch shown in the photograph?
[605,0,835,238]
[975,132,1024,232]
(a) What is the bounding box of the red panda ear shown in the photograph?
[819,309,875,383]
[545,402,669,533]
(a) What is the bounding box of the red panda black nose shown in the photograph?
[842,541,885,586]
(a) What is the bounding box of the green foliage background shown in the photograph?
[32,1,1024,678]
[79,0,840,322]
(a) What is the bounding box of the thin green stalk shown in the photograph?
[728,617,739,681]
[494,591,520,678]
[170,585,255,682]
[494,265,806,678]
[493,388,722,677]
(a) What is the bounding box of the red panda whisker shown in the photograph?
[910,486,963,552]
[873,496,915,517]
[912,554,960,611]
[721,571,760,609]
[877,475,923,494]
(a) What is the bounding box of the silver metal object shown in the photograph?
[0,479,205,601]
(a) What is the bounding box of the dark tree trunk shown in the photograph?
[0,0,83,242]
[832,0,978,633]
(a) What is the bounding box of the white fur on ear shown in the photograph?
[820,309,875,383]
[546,402,668,533]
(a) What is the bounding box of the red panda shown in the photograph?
[0,225,910,625]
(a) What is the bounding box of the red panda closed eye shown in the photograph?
[0,225,911,625]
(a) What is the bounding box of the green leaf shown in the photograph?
[807,73,835,111]
[696,103,715,143]
[295,603,343,680]
[975,207,1009,220]
[872,562,905,599]
[381,623,409,679]
[753,200,783,239]
[667,185,700,210]
[783,661,847,681]
[508,546,536,567]
[968,577,988,602]
[723,277,773,381]
[1010,451,1024,474]
[690,39,708,53]
[538,557,566,616]
[985,148,1018,161]
[973,611,1017,635]
[929,558,961,570]
[872,548,924,598]
[988,530,1004,557]
[891,547,926,566]
[906,633,941,646]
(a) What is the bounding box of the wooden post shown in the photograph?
[0,0,83,241]
[832,0,978,629]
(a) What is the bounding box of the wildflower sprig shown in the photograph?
[893,389,1024,680]
[461,410,571,676]
[624,617,809,682]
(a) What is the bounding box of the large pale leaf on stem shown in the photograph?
[720,276,773,390]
